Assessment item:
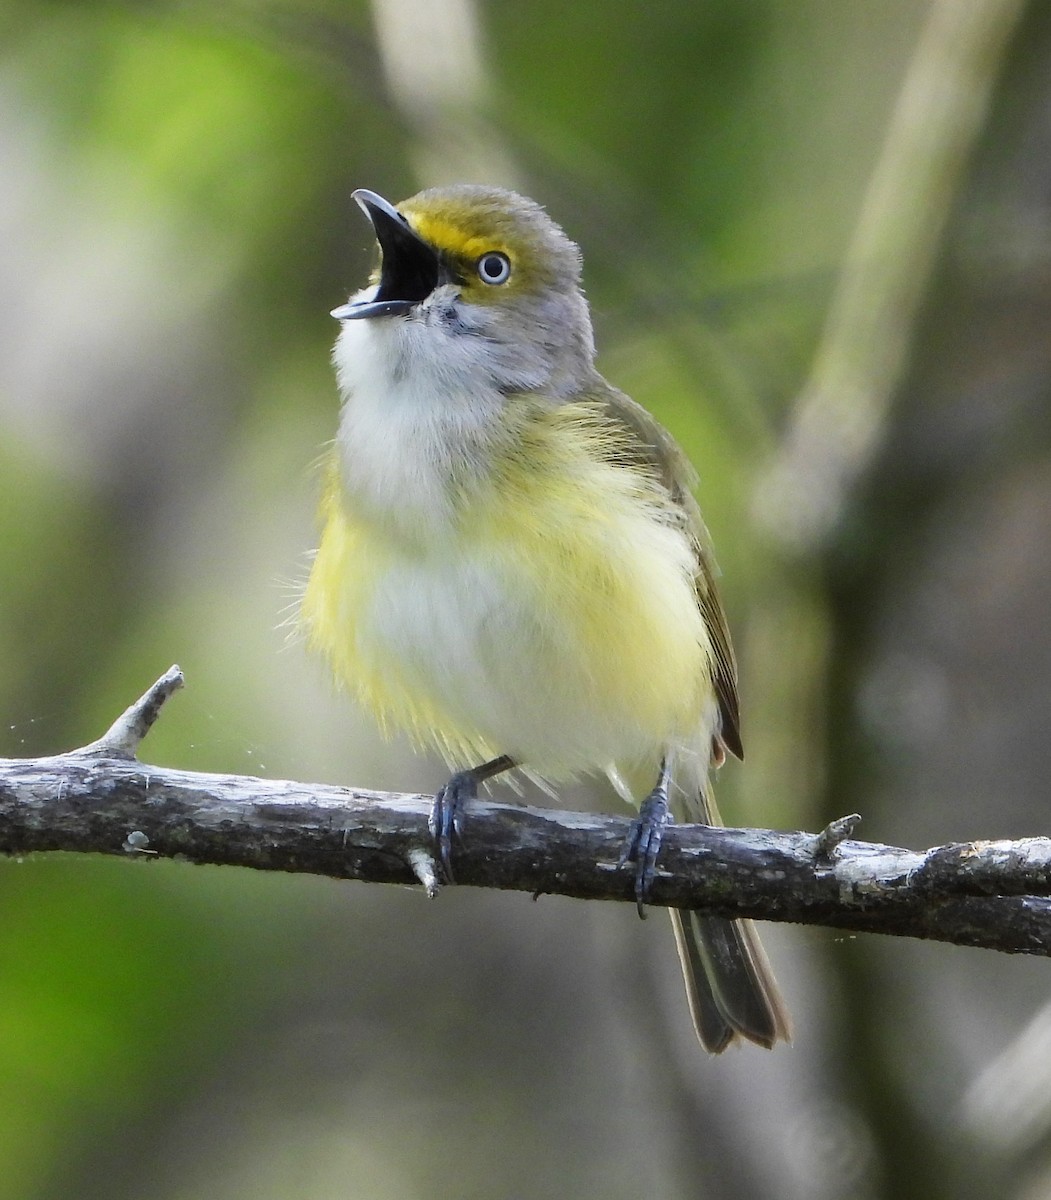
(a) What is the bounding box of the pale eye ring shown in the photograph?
[477,251,511,285]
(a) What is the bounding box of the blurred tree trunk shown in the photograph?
[762,4,1051,1197]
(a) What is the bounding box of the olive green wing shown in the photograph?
[693,549,743,761]
[594,381,744,761]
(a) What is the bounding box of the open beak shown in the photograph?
[331,189,440,320]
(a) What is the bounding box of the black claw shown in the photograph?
[619,788,672,918]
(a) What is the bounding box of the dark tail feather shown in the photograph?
[670,783,792,1052]
[669,908,792,1052]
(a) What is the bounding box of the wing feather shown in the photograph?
[592,383,743,761]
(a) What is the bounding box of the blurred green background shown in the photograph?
[2,1,1051,1197]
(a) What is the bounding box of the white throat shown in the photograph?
[333,313,506,544]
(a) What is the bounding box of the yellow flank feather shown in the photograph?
[301,399,714,783]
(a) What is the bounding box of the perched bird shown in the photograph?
[301,184,791,1052]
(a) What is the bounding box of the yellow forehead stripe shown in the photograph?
[403,212,510,264]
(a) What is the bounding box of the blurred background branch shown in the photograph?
[754,0,1026,551]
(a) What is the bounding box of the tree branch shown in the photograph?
[1,670,1048,955]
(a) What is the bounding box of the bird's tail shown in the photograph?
[671,787,792,1052]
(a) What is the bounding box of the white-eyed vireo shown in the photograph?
[301,186,791,1052]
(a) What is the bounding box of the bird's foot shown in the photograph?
[618,783,672,918]
[428,755,515,884]
[429,769,478,884]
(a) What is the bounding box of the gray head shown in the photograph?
[332,185,596,395]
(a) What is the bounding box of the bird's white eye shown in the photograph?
[477,251,511,285]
